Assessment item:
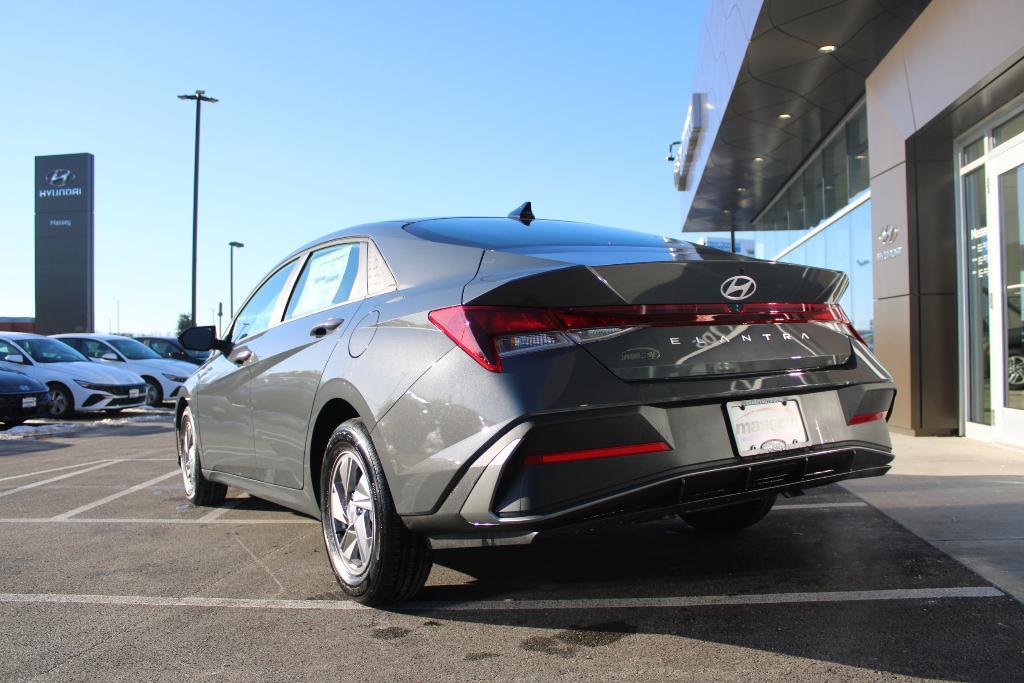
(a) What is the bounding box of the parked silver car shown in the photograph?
[177,210,895,605]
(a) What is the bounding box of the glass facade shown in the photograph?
[756,106,870,232]
[692,103,874,345]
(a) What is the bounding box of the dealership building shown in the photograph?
[676,0,1024,445]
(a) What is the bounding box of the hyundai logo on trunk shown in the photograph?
[720,275,756,300]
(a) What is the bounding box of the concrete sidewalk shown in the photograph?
[844,434,1024,602]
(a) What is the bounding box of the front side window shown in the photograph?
[0,339,26,361]
[16,338,88,363]
[108,338,161,360]
[284,243,363,320]
[232,262,297,343]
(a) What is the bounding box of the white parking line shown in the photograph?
[775,502,869,510]
[198,497,246,522]
[51,471,182,520]
[0,517,315,525]
[0,460,112,484]
[0,461,118,500]
[0,586,1002,612]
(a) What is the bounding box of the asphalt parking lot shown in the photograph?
[1,418,1023,681]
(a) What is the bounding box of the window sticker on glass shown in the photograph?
[289,245,357,319]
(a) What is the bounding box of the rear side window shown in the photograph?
[147,340,175,357]
[64,338,113,359]
[284,243,364,320]
[233,262,298,342]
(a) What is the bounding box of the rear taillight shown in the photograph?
[429,303,861,372]
[848,411,888,426]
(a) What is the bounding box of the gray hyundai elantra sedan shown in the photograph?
[177,205,895,605]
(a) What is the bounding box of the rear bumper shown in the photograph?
[405,437,891,540]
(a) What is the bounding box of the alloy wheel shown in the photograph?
[179,418,197,497]
[1008,354,1024,388]
[48,388,67,417]
[326,450,376,583]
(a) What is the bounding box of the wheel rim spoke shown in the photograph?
[354,512,371,561]
[331,486,347,524]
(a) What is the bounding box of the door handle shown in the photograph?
[310,318,345,338]
[231,348,253,366]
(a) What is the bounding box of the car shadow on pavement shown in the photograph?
[0,439,72,456]
[396,503,1024,680]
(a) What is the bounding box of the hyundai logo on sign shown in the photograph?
[720,275,757,301]
[45,169,75,187]
[38,168,82,199]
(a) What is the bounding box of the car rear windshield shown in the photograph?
[17,338,88,363]
[108,338,162,360]
[404,218,687,250]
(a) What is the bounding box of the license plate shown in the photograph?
[129,389,140,398]
[22,397,36,408]
[727,397,808,455]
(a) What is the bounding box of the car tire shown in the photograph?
[47,383,74,419]
[178,406,227,507]
[680,494,777,534]
[143,377,163,406]
[320,418,432,606]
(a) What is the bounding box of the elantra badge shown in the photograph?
[720,275,756,300]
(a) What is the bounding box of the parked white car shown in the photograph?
[0,332,148,419]
[52,334,195,406]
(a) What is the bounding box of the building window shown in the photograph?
[753,103,869,233]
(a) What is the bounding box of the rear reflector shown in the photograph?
[848,411,887,426]
[523,441,670,466]
[429,303,860,372]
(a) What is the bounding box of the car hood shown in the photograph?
[0,369,47,393]
[42,361,145,385]
[129,359,196,377]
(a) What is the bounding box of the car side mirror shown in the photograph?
[179,326,233,355]
[101,352,120,361]
[3,353,26,365]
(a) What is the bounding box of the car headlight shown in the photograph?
[162,373,188,383]
[75,380,103,390]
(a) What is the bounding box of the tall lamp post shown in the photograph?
[178,89,219,327]
[229,241,244,318]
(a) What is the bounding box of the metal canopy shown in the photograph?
[682,0,929,232]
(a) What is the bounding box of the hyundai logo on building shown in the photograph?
[720,275,757,300]
[45,169,75,187]
[38,168,82,198]
[878,224,899,245]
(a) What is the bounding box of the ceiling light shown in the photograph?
[753,156,765,162]
[778,113,792,120]
[818,45,837,54]
[736,187,747,192]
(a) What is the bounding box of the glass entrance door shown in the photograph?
[991,142,1024,442]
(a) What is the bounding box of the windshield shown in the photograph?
[108,338,161,360]
[17,338,88,363]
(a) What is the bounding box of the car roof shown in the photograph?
[52,333,125,341]
[0,332,48,340]
[291,217,685,254]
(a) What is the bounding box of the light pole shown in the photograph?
[178,89,219,327]
[229,241,244,318]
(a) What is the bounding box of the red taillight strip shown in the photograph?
[523,441,670,466]
[848,411,887,426]
[555,303,850,328]
[428,303,861,373]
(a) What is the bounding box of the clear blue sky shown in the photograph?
[1,1,703,333]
